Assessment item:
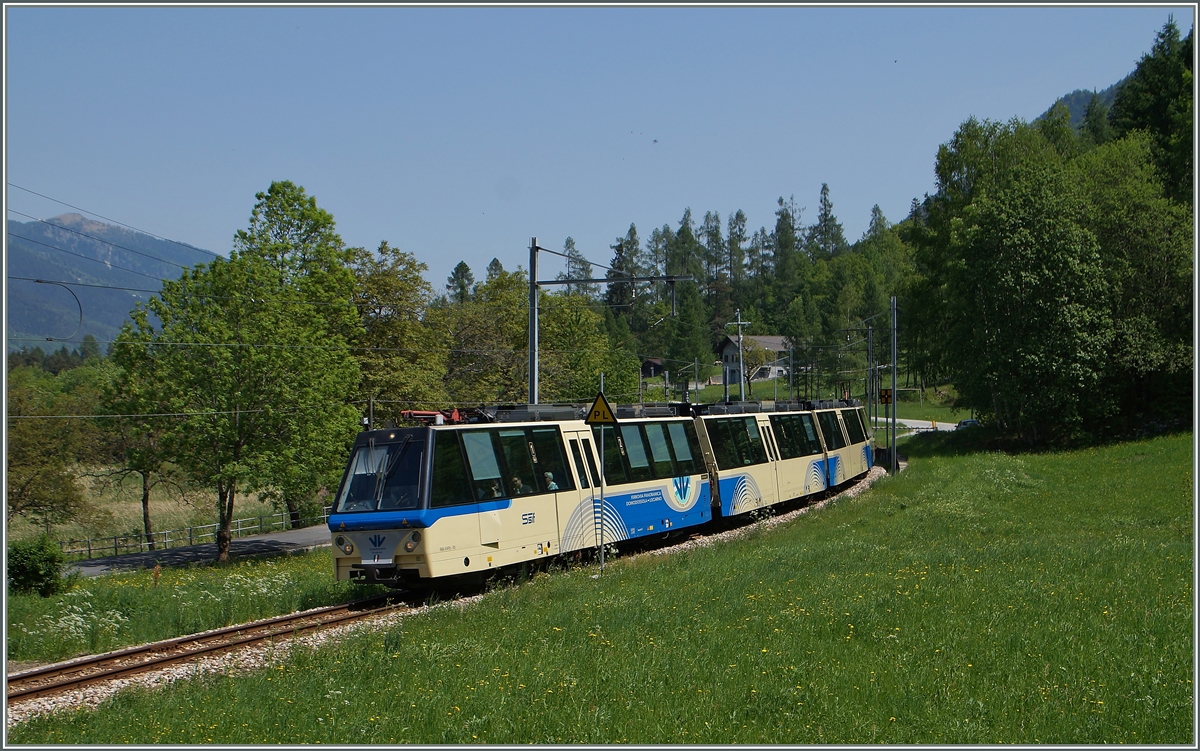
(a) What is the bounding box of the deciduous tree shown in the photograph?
[112,182,362,560]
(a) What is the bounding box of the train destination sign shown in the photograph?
[585,392,618,425]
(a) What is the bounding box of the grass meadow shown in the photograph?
[6,553,388,666]
[7,470,280,544]
[8,432,1192,743]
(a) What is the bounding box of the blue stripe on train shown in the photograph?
[328,499,513,531]
[824,454,842,486]
[602,482,712,539]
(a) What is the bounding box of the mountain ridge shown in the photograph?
[7,213,217,349]
[1037,75,1129,127]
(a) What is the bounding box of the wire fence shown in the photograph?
[55,507,333,561]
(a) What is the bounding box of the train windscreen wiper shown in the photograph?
[373,435,413,505]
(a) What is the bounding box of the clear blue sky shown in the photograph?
[5,4,1192,289]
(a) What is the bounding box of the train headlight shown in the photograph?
[335,536,354,555]
[404,531,421,553]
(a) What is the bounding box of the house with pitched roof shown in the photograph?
[715,334,790,387]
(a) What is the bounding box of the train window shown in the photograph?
[379,441,424,511]
[620,424,655,483]
[842,409,867,445]
[530,428,573,493]
[497,429,538,496]
[336,436,425,513]
[667,421,700,475]
[569,439,590,488]
[594,426,629,485]
[706,417,768,469]
[335,444,389,512]
[581,438,602,489]
[798,414,822,454]
[856,409,870,441]
[462,430,507,499]
[430,432,473,508]
[790,415,821,456]
[760,420,781,461]
[705,418,742,469]
[643,423,676,478]
[768,416,794,459]
[776,415,816,458]
[816,411,847,450]
[744,418,768,464]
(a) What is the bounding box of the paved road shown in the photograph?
[873,417,958,432]
[70,524,332,578]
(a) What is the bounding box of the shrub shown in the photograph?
[7,535,72,597]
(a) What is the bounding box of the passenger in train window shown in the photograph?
[543,472,560,491]
[488,480,503,498]
[511,476,532,494]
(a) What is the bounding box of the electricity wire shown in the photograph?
[7,232,170,282]
[7,209,192,269]
[7,182,220,258]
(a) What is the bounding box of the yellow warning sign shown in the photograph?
[585,392,618,425]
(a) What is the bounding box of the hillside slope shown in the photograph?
[6,214,217,347]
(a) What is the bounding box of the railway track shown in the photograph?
[6,594,411,703]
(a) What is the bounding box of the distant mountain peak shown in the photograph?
[45,212,121,236]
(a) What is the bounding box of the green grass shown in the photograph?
[656,377,964,424]
[6,552,388,665]
[9,433,1192,743]
[890,399,967,424]
[7,468,281,544]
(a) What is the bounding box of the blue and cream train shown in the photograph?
[328,401,873,585]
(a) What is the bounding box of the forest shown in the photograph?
[7,20,1192,559]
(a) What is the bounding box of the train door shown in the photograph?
[814,410,850,486]
[837,408,871,479]
[754,415,784,508]
[767,413,810,502]
[558,428,601,553]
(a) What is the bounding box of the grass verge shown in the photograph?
[6,553,388,665]
[8,433,1192,743]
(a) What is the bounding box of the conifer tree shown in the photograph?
[804,183,849,260]
[1082,93,1114,146]
[1110,18,1194,203]
[446,261,475,304]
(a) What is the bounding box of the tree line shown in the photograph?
[7,19,1191,561]
[902,18,1192,443]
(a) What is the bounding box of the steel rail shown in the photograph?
[6,594,407,702]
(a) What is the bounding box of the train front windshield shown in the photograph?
[335,431,426,513]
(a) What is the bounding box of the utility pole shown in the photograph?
[527,239,691,405]
[598,371,606,573]
[890,296,898,474]
[528,237,539,405]
[867,325,874,429]
[727,309,751,402]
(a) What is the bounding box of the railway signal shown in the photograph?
[585,392,617,426]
